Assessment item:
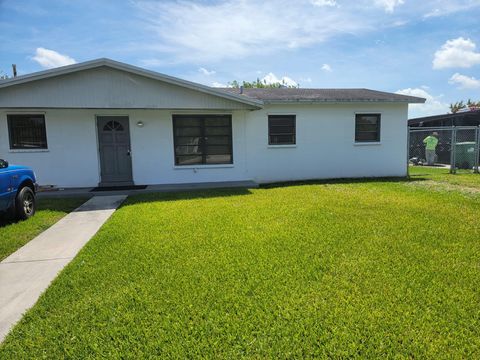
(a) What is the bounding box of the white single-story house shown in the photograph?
[0,59,425,188]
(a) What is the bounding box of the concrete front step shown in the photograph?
[37,180,259,198]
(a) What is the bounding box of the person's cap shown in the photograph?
[433,131,438,136]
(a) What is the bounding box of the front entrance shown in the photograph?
[96,116,133,185]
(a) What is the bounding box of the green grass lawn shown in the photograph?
[1,177,480,358]
[0,196,89,261]
[409,166,480,189]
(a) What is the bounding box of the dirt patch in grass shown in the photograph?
[405,179,480,199]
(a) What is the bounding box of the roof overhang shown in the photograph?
[262,99,426,104]
[217,88,426,104]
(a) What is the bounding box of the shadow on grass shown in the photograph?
[0,196,90,228]
[123,187,254,207]
[408,173,449,178]
[123,176,431,207]
[259,176,428,189]
[0,216,17,228]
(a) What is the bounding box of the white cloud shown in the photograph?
[424,8,442,17]
[449,73,480,89]
[132,1,480,64]
[2,2,49,16]
[199,67,216,76]
[311,0,337,7]
[211,81,227,88]
[139,58,167,67]
[391,20,408,27]
[433,37,480,69]
[321,63,332,72]
[262,72,298,87]
[133,0,372,62]
[374,0,404,13]
[424,1,480,18]
[396,88,449,118]
[32,48,76,69]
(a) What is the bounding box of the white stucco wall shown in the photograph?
[245,103,408,183]
[129,110,249,185]
[0,103,408,187]
[0,109,100,187]
[0,109,250,187]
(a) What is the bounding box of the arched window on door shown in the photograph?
[103,120,124,131]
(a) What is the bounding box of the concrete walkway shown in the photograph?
[0,195,126,343]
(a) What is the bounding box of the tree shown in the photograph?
[449,99,480,113]
[0,70,10,80]
[466,99,480,107]
[228,78,298,89]
[449,101,465,114]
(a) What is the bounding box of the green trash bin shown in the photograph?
[455,142,476,169]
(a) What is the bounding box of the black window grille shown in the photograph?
[173,115,233,165]
[7,114,48,149]
[355,114,381,142]
[268,115,296,145]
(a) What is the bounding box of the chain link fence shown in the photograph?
[408,126,480,174]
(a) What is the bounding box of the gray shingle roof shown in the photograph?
[218,88,425,104]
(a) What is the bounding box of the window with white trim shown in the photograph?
[355,114,381,142]
[268,115,296,145]
[7,114,48,149]
[173,115,233,165]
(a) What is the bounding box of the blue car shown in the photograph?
[0,159,37,220]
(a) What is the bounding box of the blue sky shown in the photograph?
[1,0,479,118]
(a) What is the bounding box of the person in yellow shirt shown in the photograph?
[423,132,439,166]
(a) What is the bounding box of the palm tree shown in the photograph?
[449,99,480,113]
[449,101,465,113]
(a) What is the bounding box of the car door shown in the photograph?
[0,168,13,210]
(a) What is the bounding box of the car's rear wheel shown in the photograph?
[15,187,36,220]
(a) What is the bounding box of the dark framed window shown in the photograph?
[355,114,381,142]
[7,114,48,149]
[173,115,233,165]
[268,115,296,145]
